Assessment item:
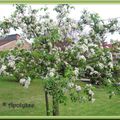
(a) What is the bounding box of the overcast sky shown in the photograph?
[1,4,120,20]
[0,4,120,42]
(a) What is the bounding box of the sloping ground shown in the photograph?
[0,78,120,116]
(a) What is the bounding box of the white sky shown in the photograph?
[1,4,120,20]
[0,4,120,42]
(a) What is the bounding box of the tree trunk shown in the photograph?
[44,89,50,116]
[52,95,59,116]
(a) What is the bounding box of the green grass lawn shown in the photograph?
[0,77,120,116]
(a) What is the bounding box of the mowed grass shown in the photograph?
[0,77,120,116]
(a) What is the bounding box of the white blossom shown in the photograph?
[0,65,7,74]
[20,77,31,88]
[74,67,79,76]
[88,90,94,96]
[24,77,31,89]
[84,14,92,24]
[90,48,95,55]
[107,52,113,61]
[86,65,94,72]
[7,55,16,61]
[64,61,68,65]
[84,39,88,44]
[49,68,55,77]
[90,70,99,75]
[108,79,112,84]
[49,72,54,77]
[48,42,52,48]
[85,84,93,90]
[27,76,31,81]
[101,56,107,62]
[108,62,113,68]
[82,25,91,35]
[98,63,104,69]
[77,55,86,61]
[91,98,96,103]
[111,91,115,95]
[75,85,82,92]
[68,82,74,88]
[86,84,92,88]
[19,78,26,85]
[3,71,9,76]
[106,72,112,78]
[98,23,104,30]
[80,44,88,53]
[8,61,15,68]
[88,43,98,47]
[110,24,116,31]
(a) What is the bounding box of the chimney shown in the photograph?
[16,34,20,40]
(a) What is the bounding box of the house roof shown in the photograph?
[0,34,20,41]
[0,34,20,46]
[0,34,31,51]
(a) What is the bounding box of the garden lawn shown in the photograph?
[0,77,120,116]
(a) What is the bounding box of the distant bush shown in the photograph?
[0,75,16,82]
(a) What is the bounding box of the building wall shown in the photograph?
[0,40,31,51]
[20,40,31,50]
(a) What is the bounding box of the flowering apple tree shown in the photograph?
[0,4,120,116]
